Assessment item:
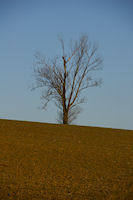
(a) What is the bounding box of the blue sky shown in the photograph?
[0,0,133,130]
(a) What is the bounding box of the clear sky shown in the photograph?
[0,0,133,130]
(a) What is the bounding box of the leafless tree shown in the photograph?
[32,34,103,124]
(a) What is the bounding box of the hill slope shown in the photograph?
[0,119,133,200]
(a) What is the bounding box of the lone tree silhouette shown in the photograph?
[32,34,103,124]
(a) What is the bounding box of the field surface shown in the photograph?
[0,119,133,200]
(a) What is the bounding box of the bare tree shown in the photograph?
[32,34,103,124]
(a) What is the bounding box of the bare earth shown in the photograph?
[0,119,133,200]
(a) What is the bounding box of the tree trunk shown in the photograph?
[62,56,68,124]
[63,109,68,124]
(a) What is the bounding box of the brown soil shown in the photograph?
[0,119,133,200]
